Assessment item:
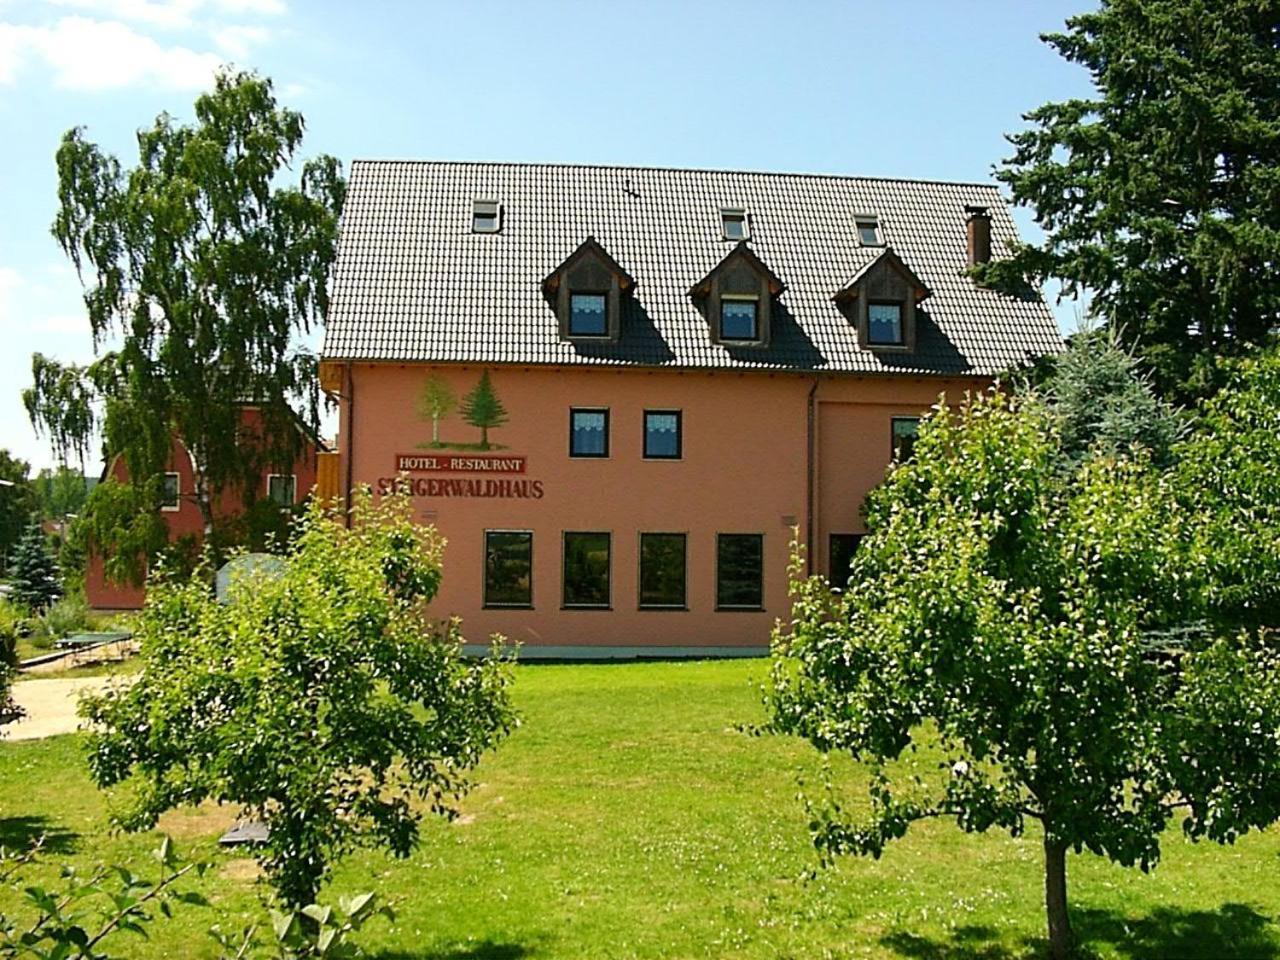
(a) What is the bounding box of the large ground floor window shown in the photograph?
[484,530,533,608]
[638,532,686,609]
[563,531,611,608]
[716,533,764,610]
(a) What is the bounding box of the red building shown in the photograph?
[85,407,328,610]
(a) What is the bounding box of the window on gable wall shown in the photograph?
[720,297,759,341]
[268,474,296,506]
[161,472,180,511]
[867,302,904,345]
[569,293,608,336]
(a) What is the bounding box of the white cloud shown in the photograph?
[212,22,266,59]
[42,0,286,30]
[0,16,222,90]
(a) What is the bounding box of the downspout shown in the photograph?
[805,377,818,576]
[343,361,355,527]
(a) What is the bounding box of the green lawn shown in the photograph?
[2,659,1278,959]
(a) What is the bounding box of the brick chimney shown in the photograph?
[965,205,992,267]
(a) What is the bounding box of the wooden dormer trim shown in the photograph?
[833,246,931,353]
[689,242,786,347]
[543,237,636,342]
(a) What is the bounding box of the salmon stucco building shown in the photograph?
[319,161,1060,657]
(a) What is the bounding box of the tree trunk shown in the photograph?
[1044,836,1072,960]
[432,416,440,444]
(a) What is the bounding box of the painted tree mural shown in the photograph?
[459,371,508,450]
[416,374,457,447]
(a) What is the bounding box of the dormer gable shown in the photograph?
[543,237,636,342]
[832,246,931,353]
[688,242,786,347]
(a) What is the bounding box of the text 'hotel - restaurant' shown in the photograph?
[318,161,1060,657]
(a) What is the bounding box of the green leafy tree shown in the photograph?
[1175,345,1280,630]
[7,525,62,613]
[459,371,508,450]
[1042,325,1183,468]
[767,390,1280,960]
[416,374,456,447]
[81,489,517,907]
[24,69,345,579]
[980,0,1280,401]
[0,451,38,573]
[31,466,91,522]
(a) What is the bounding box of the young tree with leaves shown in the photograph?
[24,70,345,577]
[459,371,508,450]
[0,450,38,572]
[416,373,456,446]
[81,489,516,907]
[980,0,1280,401]
[8,524,62,613]
[767,390,1280,960]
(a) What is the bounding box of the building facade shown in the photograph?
[320,162,1060,656]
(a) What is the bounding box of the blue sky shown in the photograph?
[0,0,1094,473]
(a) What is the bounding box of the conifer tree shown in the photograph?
[459,371,508,450]
[8,525,62,612]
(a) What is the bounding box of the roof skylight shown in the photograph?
[472,199,502,233]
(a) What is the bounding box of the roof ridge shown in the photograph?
[346,158,1004,191]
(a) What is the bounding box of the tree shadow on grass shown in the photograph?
[0,815,79,855]
[879,903,1279,960]
[372,942,534,960]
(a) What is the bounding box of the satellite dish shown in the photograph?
[215,553,288,604]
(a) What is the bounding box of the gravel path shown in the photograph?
[4,677,125,741]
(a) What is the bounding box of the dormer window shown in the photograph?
[720,297,759,341]
[867,302,904,345]
[833,247,930,354]
[472,199,501,233]
[542,237,636,343]
[569,293,608,337]
[720,208,749,241]
[855,215,882,246]
[689,242,785,349]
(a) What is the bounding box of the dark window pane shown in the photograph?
[717,534,763,608]
[857,220,881,245]
[828,533,864,591]
[569,293,607,336]
[722,214,746,240]
[570,409,608,457]
[640,533,686,608]
[868,302,903,344]
[564,532,610,607]
[485,531,532,607]
[162,473,180,508]
[721,300,758,340]
[892,417,920,461]
[268,475,295,506]
[644,411,681,459]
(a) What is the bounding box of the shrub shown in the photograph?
[31,591,90,649]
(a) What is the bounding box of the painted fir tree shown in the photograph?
[8,525,61,612]
[459,371,508,450]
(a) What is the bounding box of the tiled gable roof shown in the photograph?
[322,161,1061,376]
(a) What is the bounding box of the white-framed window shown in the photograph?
[855,214,883,246]
[472,199,502,233]
[720,208,749,241]
[267,473,297,506]
[161,472,181,512]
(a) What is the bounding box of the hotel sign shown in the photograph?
[379,453,543,499]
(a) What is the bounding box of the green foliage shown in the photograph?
[7,528,61,614]
[1174,345,1280,629]
[981,0,1280,401]
[0,452,38,572]
[767,388,1280,959]
[30,468,91,523]
[72,480,169,589]
[459,372,508,449]
[210,892,393,959]
[1044,326,1183,468]
[0,835,208,959]
[81,489,517,907]
[25,69,345,559]
[31,592,91,650]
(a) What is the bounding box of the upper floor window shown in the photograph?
[570,408,609,458]
[720,297,759,341]
[892,417,920,461]
[569,293,608,337]
[161,472,180,511]
[484,530,532,608]
[720,208,749,241]
[868,302,904,345]
[855,215,882,246]
[643,410,681,459]
[472,199,501,233]
[268,473,297,506]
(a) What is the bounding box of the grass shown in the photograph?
[1,659,1278,959]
